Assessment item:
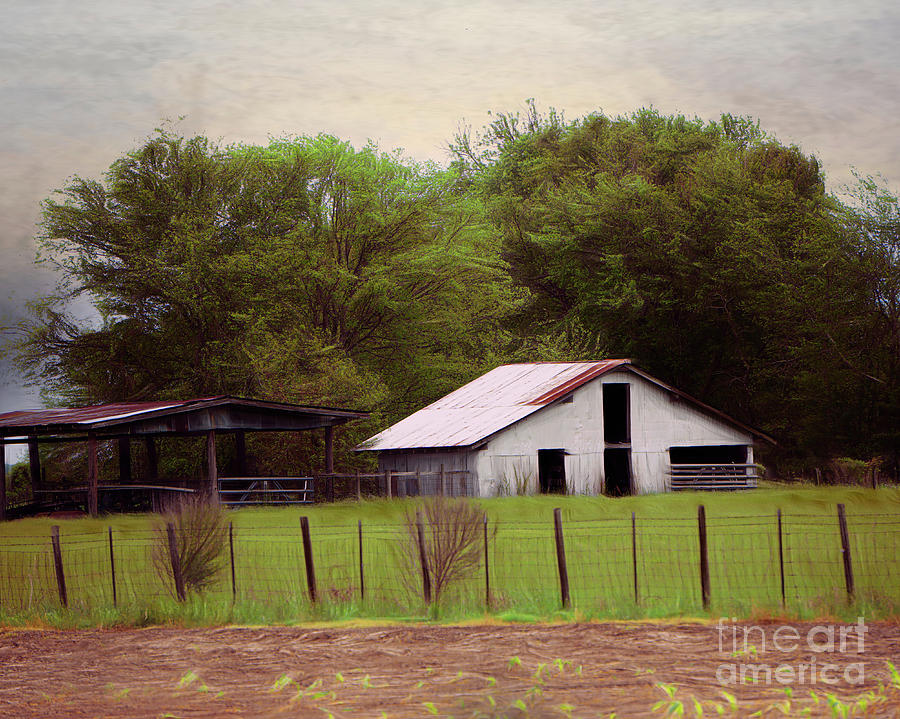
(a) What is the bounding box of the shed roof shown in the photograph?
[0,396,368,439]
[357,360,772,451]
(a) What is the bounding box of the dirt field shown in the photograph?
[1,621,898,718]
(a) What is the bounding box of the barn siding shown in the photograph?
[626,374,751,493]
[377,450,472,474]
[377,450,476,495]
[470,369,752,496]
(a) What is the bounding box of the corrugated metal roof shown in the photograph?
[0,396,369,433]
[358,360,629,451]
[0,399,207,428]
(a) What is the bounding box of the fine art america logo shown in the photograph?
[716,617,868,686]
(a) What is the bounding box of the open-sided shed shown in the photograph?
[0,396,368,519]
[358,360,773,496]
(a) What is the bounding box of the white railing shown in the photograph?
[669,463,759,491]
[218,477,314,506]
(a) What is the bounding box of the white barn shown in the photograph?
[357,360,773,496]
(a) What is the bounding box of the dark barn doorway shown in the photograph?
[538,449,567,494]
[669,445,748,465]
[604,448,632,496]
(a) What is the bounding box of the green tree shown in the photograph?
[18,130,512,472]
[833,174,900,472]
[451,104,884,466]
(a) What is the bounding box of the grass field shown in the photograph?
[1,485,898,626]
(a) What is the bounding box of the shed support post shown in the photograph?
[0,443,6,521]
[144,437,158,482]
[235,431,247,475]
[87,434,99,516]
[28,437,41,499]
[117,437,132,484]
[324,425,334,474]
[206,430,218,499]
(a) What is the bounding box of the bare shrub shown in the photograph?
[152,494,228,597]
[398,496,491,603]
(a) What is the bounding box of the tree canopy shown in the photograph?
[450,104,898,470]
[19,131,514,471]
[16,107,900,476]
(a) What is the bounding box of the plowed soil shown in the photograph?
[1,622,897,717]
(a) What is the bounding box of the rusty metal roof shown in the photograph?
[0,399,204,429]
[358,360,629,451]
[0,396,369,437]
[358,359,774,451]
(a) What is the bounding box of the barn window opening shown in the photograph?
[669,446,748,465]
[604,448,632,496]
[603,383,630,444]
[538,449,567,494]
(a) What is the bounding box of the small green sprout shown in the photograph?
[271,674,294,692]
[719,690,738,712]
[177,670,198,689]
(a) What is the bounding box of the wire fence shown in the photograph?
[1,504,898,616]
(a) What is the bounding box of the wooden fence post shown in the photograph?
[415,510,432,604]
[553,508,570,609]
[166,522,186,602]
[358,519,365,601]
[385,470,392,499]
[108,526,117,607]
[777,509,786,606]
[51,525,68,608]
[837,503,855,601]
[300,516,317,603]
[229,521,236,603]
[631,511,639,604]
[483,513,491,609]
[356,471,361,502]
[698,505,710,610]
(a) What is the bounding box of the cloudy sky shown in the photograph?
[2,0,899,420]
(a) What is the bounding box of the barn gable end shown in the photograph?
[357,361,770,496]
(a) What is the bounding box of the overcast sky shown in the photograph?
[2,0,899,423]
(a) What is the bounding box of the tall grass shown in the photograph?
[0,486,898,627]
